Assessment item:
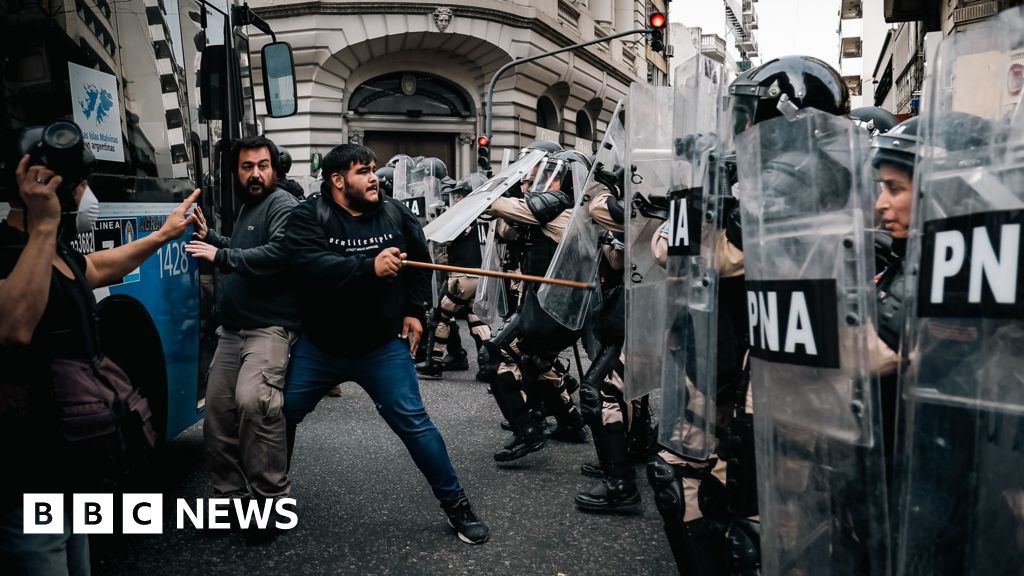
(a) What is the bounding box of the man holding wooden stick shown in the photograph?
[281,143,490,545]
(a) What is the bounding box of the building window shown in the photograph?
[349,72,473,117]
[841,0,862,19]
[536,96,559,131]
[844,75,863,96]
[575,110,593,142]
[841,37,863,59]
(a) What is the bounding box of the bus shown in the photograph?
[0,0,296,441]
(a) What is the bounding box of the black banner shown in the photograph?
[745,279,840,368]
[666,188,704,257]
[918,209,1024,318]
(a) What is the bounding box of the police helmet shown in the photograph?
[729,55,849,135]
[851,106,899,136]
[870,117,919,171]
[525,140,563,154]
[456,172,488,198]
[551,150,592,197]
[386,154,413,168]
[278,146,293,175]
[375,166,395,197]
[418,157,448,180]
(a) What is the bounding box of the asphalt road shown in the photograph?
[92,348,677,576]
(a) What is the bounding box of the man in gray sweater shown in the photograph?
[186,136,299,521]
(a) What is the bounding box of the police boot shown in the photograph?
[416,357,444,379]
[475,346,497,383]
[626,396,654,463]
[547,410,589,444]
[492,374,548,462]
[443,323,468,370]
[442,348,469,371]
[575,424,640,513]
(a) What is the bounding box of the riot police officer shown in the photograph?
[484,150,590,461]
[277,146,305,198]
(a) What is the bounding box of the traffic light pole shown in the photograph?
[484,27,653,142]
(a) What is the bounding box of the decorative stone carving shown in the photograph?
[433,7,453,32]
[459,132,474,146]
[348,128,364,145]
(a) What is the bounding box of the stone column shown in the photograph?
[459,132,474,178]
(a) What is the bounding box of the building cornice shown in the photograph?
[252,1,637,86]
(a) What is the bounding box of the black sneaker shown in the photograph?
[445,498,489,545]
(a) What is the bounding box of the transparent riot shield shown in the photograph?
[473,218,509,325]
[736,109,889,575]
[658,52,727,461]
[896,8,1024,575]
[623,84,675,401]
[538,100,626,331]
[424,149,548,243]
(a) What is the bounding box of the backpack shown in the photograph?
[52,248,157,484]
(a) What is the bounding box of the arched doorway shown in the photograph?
[348,72,474,174]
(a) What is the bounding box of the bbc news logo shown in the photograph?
[23,494,298,534]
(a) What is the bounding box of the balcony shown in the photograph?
[841,0,863,19]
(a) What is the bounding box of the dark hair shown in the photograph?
[877,160,913,182]
[229,136,281,177]
[322,144,376,181]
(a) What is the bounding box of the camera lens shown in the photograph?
[43,122,82,150]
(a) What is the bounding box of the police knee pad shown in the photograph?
[647,456,685,523]
[726,519,761,575]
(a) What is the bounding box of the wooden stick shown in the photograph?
[401,260,595,289]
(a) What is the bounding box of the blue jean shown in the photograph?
[284,336,466,508]
[0,501,90,576]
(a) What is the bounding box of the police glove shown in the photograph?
[632,193,669,221]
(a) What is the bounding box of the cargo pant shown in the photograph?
[204,326,297,500]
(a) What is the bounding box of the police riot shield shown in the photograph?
[393,159,443,223]
[423,149,548,243]
[473,218,509,326]
[623,84,675,400]
[736,109,890,575]
[657,52,727,460]
[896,8,1024,575]
[537,101,625,331]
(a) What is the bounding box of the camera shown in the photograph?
[14,121,96,208]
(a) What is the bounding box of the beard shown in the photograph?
[343,180,380,212]
[239,174,278,201]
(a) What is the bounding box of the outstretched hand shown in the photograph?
[158,189,201,242]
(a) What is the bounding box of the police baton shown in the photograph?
[400,260,596,290]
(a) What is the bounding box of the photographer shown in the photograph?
[0,123,199,575]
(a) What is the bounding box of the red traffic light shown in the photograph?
[477,136,490,147]
[649,12,666,29]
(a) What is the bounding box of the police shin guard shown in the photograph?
[647,456,723,576]
[491,372,548,463]
[575,422,640,513]
[627,395,653,463]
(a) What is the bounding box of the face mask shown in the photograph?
[76,186,99,233]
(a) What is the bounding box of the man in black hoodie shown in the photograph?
[185,136,299,514]
[282,143,489,545]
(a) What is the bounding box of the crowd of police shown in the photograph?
[3,5,1023,575]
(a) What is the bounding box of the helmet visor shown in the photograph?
[528,158,568,195]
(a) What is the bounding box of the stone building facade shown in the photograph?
[246,0,667,182]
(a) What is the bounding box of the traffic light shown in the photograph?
[648,12,666,54]
[477,135,491,172]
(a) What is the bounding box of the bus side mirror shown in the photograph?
[199,45,227,121]
[261,42,297,118]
